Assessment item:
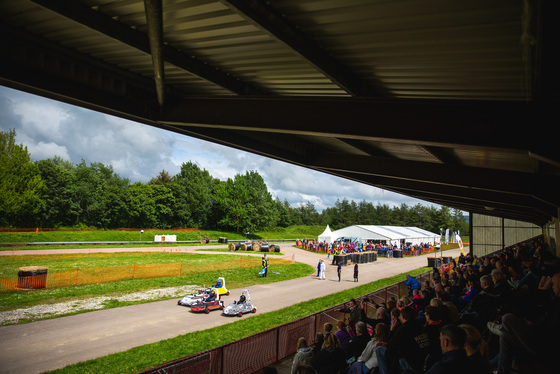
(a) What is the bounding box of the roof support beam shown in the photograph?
[221,0,388,97]
[143,0,165,106]
[30,0,265,95]
[161,96,556,158]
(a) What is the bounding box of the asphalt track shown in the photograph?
[0,245,463,374]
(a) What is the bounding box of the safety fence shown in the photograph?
[134,271,432,374]
[0,257,292,293]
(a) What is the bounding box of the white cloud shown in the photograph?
[0,85,436,211]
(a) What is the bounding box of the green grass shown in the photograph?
[0,252,313,312]
[46,267,430,374]
[0,225,323,246]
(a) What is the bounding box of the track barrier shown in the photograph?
[0,257,292,293]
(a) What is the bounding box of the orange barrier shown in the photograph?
[0,257,290,293]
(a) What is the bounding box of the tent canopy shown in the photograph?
[328,225,441,246]
[318,225,334,244]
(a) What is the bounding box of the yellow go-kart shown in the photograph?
[212,277,230,296]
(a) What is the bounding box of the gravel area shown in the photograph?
[0,285,199,325]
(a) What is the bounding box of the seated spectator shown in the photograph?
[335,320,352,348]
[347,323,389,374]
[312,333,324,357]
[312,333,347,374]
[344,321,371,361]
[459,324,490,374]
[488,271,560,374]
[324,322,334,336]
[376,306,430,374]
[296,364,318,374]
[424,305,443,371]
[389,308,402,336]
[425,324,472,374]
[292,337,314,374]
[432,293,457,325]
[458,276,480,310]
[460,274,497,330]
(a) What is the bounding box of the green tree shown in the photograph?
[36,157,78,227]
[212,176,250,232]
[174,162,216,228]
[149,170,173,185]
[243,171,275,231]
[71,160,128,227]
[0,129,45,226]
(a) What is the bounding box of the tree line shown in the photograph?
[1,129,468,234]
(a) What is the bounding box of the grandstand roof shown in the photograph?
[1,0,559,226]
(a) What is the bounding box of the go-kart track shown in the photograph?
[0,244,463,374]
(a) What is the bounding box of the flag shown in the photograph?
[456,234,465,256]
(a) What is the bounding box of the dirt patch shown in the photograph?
[0,285,199,325]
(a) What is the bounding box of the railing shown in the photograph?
[135,271,432,374]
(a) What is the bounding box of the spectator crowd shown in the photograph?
[287,236,559,374]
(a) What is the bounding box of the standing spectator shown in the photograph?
[337,262,342,282]
[338,299,364,335]
[292,337,314,374]
[405,274,421,296]
[319,259,326,280]
[317,260,321,277]
[354,263,359,282]
[262,254,268,278]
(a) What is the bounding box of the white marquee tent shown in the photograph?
[322,225,441,247]
[318,224,335,244]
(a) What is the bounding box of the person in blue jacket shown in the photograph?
[405,274,421,296]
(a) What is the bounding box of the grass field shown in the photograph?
[0,225,325,246]
[0,252,312,313]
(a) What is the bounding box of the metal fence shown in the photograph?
[135,271,431,374]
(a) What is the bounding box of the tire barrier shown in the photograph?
[17,266,48,289]
[427,257,442,268]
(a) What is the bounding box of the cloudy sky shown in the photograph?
[0,84,436,211]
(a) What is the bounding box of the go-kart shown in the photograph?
[190,296,224,314]
[213,277,230,296]
[178,287,214,306]
[223,289,257,317]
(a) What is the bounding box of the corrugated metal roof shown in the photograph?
[1,0,558,226]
